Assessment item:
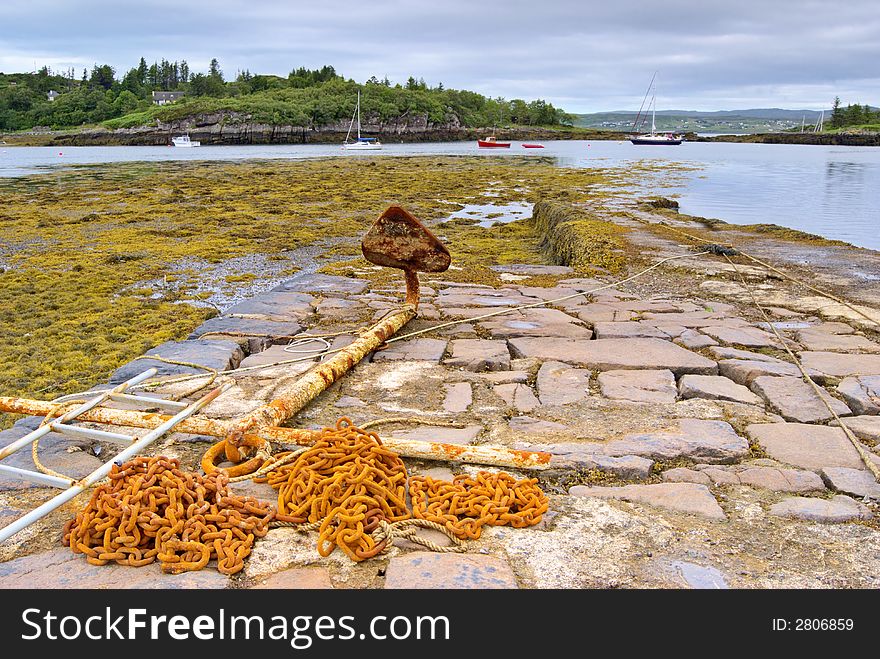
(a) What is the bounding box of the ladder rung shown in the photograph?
[50,423,135,444]
[108,393,188,410]
[0,464,73,489]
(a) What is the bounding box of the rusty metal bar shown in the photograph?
[0,396,552,469]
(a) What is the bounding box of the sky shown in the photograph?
[1,0,877,113]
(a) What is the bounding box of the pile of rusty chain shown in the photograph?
[257,417,410,561]
[258,417,549,560]
[63,455,273,575]
[409,472,549,540]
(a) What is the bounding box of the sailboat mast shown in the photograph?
[651,95,656,134]
[357,90,361,140]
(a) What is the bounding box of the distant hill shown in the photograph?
[574,108,833,133]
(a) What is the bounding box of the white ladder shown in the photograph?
[0,368,229,543]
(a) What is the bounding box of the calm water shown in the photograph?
[1,140,878,249]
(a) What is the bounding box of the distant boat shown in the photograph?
[521,143,544,148]
[171,135,200,147]
[342,91,382,150]
[629,73,683,146]
[477,135,510,148]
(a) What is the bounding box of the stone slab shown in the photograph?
[837,376,880,416]
[593,321,669,339]
[272,273,369,295]
[188,316,303,341]
[796,327,880,353]
[751,376,851,423]
[798,352,880,378]
[701,325,780,348]
[480,370,530,384]
[224,291,315,321]
[597,369,677,403]
[372,338,448,363]
[662,464,824,493]
[569,483,726,520]
[507,416,571,436]
[678,374,762,405]
[594,419,749,464]
[834,416,880,442]
[443,382,473,413]
[507,337,717,375]
[534,445,653,479]
[478,308,592,339]
[718,359,826,386]
[820,467,880,499]
[769,495,872,523]
[444,339,510,372]
[384,552,518,589]
[389,425,482,446]
[494,383,540,413]
[536,361,591,405]
[707,347,782,363]
[747,423,880,471]
[675,329,718,350]
[110,339,244,384]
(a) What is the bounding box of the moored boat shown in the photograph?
[629,73,683,146]
[521,143,544,148]
[342,91,382,150]
[171,135,200,147]
[478,136,510,148]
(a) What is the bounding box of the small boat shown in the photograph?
[629,73,683,146]
[521,143,544,148]
[477,136,510,148]
[171,135,200,147]
[342,91,382,150]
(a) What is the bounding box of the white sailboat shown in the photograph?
[630,73,683,146]
[342,91,382,150]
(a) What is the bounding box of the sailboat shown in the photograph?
[342,91,382,150]
[629,73,683,146]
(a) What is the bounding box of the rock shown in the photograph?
[478,308,592,339]
[769,495,872,523]
[507,337,717,375]
[536,361,591,405]
[751,376,851,423]
[224,291,315,321]
[597,369,677,403]
[507,416,571,436]
[480,370,530,384]
[798,352,880,377]
[834,416,880,442]
[389,425,482,445]
[708,346,782,362]
[701,325,780,348]
[273,273,369,295]
[820,467,880,499]
[110,339,244,384]
[675,329,718,350]
[315,297,362,317]
[0,548,230,589]
[553,453,655,480]
[490,264,573,275]
[592,322,669,339]
[188,316,302,341]
[437,289,540,308]
[384,551,518,589]
[639,311,746,328]
[747,423,880,471]
[444,339,510,372]
[837,376,880,415]
[335,395,365,408]
[493,383,540,413]
[569,483,726,521]
[678,374,762,405]
[372,338,447,363]
[0,417,104,491]
[574,303,636,324]
[663,464,824,493]
[796,327,880,353]
[718,359,826,386]
[250,567,334,589]
[443,382,472,413]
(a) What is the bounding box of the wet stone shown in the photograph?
[747,423,880,471]
[678,374,762,405]
[507,337,717,376]
[769,495,872,523]
[820,467,880,499]
[443,382,473,413]
[444,339,510,372]
[224,291,315,321]
[272,273,369,295]
[371,338,447,364]
[250,567,334,589]
[798,352,880,378]
[110,339,244,384]
[494,383,540,413]
[751,376,851,423]
[384,552,518,589]
[598,369,677,404]
[837,376,880,416]
[536,361,591,406]
[569,483,726,521]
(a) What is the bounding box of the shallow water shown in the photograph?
[1,139,878,248]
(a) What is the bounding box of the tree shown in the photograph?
[209,58,224,82]
[89,64,116,90]
[179,60,190,83]
[830,96,843,128]
[136,57,148,85]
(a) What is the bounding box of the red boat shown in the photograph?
[521,143,544,148]
[477,136,511,148]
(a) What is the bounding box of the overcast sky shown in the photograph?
[1,0,877,112]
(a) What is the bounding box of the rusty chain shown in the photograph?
[63,455,273,575]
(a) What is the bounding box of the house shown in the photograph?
[47,90,60,102]
[152,91,185,105]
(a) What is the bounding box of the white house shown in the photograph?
[152,91,185,105]
[47,90,60,102]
